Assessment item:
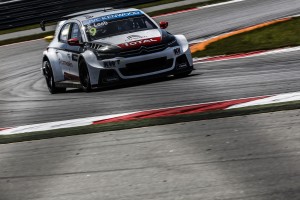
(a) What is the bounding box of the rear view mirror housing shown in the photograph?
[159,21,169,29]
[67,38,82,46]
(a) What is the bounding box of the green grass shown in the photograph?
[0,31,54,46]
[193,17,300,57]
[0,23,56,35]
[1,100,300,144]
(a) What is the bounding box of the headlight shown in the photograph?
[87,43,120,60]
[96,52,117,60]
[161,30,179,47]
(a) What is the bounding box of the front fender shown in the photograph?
[175,34,193,67]
[81,50,101,86]
[43,49,64,82]
[175,34,189,52]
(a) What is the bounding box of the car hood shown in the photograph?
[93,29,162,49]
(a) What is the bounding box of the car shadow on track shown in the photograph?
[65,73,201,94]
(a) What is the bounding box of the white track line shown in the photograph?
[1,91,300,135]
[193,46,300,63]
[0,95,269,135]
[0,113,134,135]
[198,0,245,9]
[227,92,300,109]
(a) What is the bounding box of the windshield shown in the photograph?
[82,11,157,41]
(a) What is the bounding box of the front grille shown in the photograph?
[119,43,168,58]
[119,57,173,76]
[175,54,190,70]
[98,69,120,86]
[87,43,103,50]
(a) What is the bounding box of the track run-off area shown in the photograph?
[1,0,300,199]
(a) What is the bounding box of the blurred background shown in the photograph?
[0,0,158,30]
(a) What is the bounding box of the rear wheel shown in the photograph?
[43,60,66,94]
[79,59,92,92]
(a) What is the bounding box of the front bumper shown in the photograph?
[96,54,193,87]
[88,46,193,87]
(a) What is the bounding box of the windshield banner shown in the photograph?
[82,11,143,25]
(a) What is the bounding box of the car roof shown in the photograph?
[68,8,143,22]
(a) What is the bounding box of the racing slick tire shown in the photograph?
[174,69,193,78]
[43,60,66,94]
[79,59,92,92]
[174,55,193,78]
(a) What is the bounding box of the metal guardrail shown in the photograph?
[0,0,157,30]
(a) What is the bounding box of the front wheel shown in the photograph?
[79,59,92,92]
[174,69,193,78]
[43,60,66,94]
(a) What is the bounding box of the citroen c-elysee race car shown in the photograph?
[41,8,193,94]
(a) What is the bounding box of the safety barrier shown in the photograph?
[0,0,156,30]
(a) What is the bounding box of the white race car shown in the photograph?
[41,8,193,94]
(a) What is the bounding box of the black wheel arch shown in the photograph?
[78,56,90,82]
[42,55,49,62]
[78,56,92,92]
[42,56,50,76]
[78,56,85,71]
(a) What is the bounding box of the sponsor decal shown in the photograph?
[174,47,181,55]
[59,60,73,67]
[118,37,161,49]
[84,15,94,19]
[82,11,143,25]
[103,60,120,68]
[85,21,109,35]
[72,54,79,62]
[92,21,108,28]
[127,35,143,40]
[64,72,80,81]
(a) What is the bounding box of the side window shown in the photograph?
[70,23,81,39]
[59,23,71,42]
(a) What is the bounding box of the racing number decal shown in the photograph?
[89,28,97,36]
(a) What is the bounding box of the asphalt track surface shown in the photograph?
[1,110,300,200]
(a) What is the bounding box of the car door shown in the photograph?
[64,22,83,81]
[57,23,72,80]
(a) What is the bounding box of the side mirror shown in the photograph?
[67,38,81,46]
[159,21,168,29]
[40,20,46,31]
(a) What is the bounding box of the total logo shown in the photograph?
[118,37,161,48]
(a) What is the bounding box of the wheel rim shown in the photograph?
[44,61,53,89]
